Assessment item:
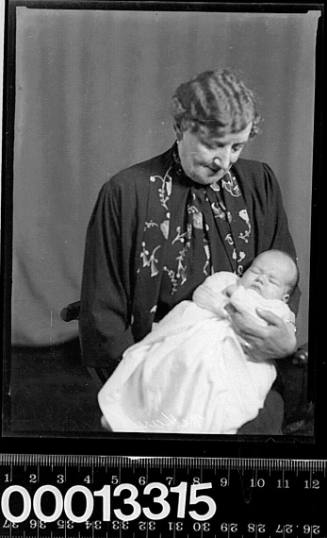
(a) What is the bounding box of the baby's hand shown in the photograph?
[224,283,238,298]
[193,284,228,317]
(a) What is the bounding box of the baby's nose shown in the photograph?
[255,274,264,283]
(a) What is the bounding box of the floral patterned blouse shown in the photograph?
[139,145,255,321]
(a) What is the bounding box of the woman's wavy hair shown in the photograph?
[171,68,262,138]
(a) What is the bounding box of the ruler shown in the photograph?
[0,454,325,537]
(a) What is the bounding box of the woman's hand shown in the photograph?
[227,305,297,361]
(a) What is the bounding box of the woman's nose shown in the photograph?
[212,147,232,171]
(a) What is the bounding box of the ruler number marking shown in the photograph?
[249,477,265,488]
[193,521,211,532]
[165,476,174,486]
[138,476,147,486]
[304,479,320,489]
[1,485,32,523]
[111,519,129,530]
[143,482,170,520]
[170,482,187,518]
[303,524,321,534]
[110,475,119,485]
[57,519,74,529]
[248,523,266,533]
[29,475,37,485]
[113,483,141,522]
[29,519,46,529]
[2,519,19,529]
[138,520,157,531]
[219,477,229,488]
[220,522,238,533]
[276,523,294,534]
[168,521,184,532]
[189,483,216,522]
[277,479,290,489]
[33,485,63,522]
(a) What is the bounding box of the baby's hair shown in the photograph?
[260,249,299,294]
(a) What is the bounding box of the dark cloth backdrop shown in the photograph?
[12,8,319,347]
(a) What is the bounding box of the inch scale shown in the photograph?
[0,454,325,537]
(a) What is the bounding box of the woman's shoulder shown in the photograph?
[235,158,275,178]
[235,158,280,197]
[101,146,174,194]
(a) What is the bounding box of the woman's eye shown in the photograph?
[206,143,222,150]
[202,142,215,150]
[232,144,243,152]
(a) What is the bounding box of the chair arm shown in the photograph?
[291,344,308,366]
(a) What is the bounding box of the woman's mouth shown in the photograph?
[206,165,223,176]
[206,164,232,178]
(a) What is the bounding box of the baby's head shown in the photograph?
[240,250,298,302]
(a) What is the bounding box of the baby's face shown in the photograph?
[240,252,293,301]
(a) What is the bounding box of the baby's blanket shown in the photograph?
[98,272,294,434]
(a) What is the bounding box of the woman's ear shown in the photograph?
[174,123,183,141]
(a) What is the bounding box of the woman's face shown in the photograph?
[177,123,252,185]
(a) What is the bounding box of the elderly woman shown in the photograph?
[79,68,299,434]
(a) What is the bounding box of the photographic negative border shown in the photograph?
[1,0,325,458]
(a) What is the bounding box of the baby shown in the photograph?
[194,249,297,329]
[98,249,298,434]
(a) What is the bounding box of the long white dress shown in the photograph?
[98,272,295,434]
